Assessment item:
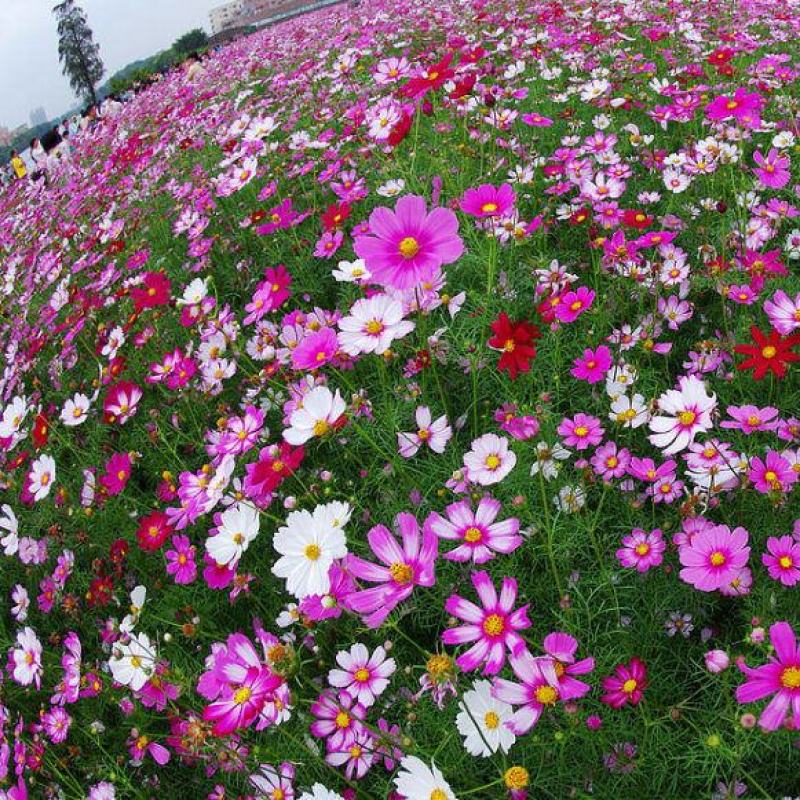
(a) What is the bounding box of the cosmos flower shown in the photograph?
[353,195,464,290]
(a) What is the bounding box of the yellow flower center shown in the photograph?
[482,614,505,636]
[312,419,330,437]
[464,527,482,543]
[354,668,370,683]
[40,473,51,486]
[233,686,252,705]
[365,319,384,335]
[779,555,794,569]
[335,711,350,728]
[726,100,738,109]
[504,766,530,790]
[764,470,778,485]
[678,410,696,426]
[484,710,500,729]
[130,655,142,669]
[762,345,777,359]
[426,654,453,679]
[485,454,501,470]
[569,300,583,312]
[398,236,420,258]
[390,561,413,584]
[534,685,558,705]
[622,678,637,694]
[710,551,726,567]
[635,543,650,556]
[781,666,800,688]
[304,543,321,561]
[481,202,498,213]
[574,425,588,437]
[429,791,447,800]
[503,338,515,352]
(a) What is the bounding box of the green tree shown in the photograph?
[173,28,209,57]
[52,0,104,105]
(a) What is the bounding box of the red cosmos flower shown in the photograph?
[86,574,114,608]
[99,452,133,497]
[488,312,541,380]
[131,272,171,312]
[321,202,352,231]
[398,53,455,98]
[622,209,653,229]
[735,326,800,380]
[32,413,50,449]
[244,443,305,501]
[136,511,174,552]
[707,47,735,66]
[387,110,413,147]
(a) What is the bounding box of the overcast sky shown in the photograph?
[0,0,223,130]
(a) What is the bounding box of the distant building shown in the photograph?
[29,107,48,127]
[209,0,245,34]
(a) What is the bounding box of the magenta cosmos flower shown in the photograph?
[491,649,565,734]
[343,512,437,627]
[570,345,612,384]
[327,643,396,708]
[762,536,800,587]
[555,286,594,323]
[542,632,595,699]
[704,87,764,127]
[424,496,522,564]
[616,528,666,573]
[459,182,515,218]
[678,523,750,592]
[291,327,339,371]
[442,571,531,675]
[557,413,604,450]
[353,194,464,289]
[736,621,800,731]
[601,657,647,708]
[752,148,791,190]
[749,451,798,494]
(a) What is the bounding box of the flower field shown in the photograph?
[2,0,800,796]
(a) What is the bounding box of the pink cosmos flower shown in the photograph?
[678,524,750,592]
[459,183,515,218]
[542,632,594,700]
[557,413,604,450]
[555,286,595,323]
[99,452,132,496]
[764,290,800,335]
[327,643,396,707]
[749,451,798,494]
[571,345,612,384]
[309,690,366,750]
[491,649,564,734]
[704,88,764,127]
[494,404,539,440]
[344,512,437,627]
[397,406,452,458]
[442,571,531,675]
[243,265,292,325]
[463,433,517,485]
[291,327,339,371]
[648,375,716,456]
[314,229,344,259]
[165,535,198,585]
[299,563,355,621]
[762,536,800,586]
[42,707,71,744]
[601,658,647,708]
[128,731,170,765]
[590,441,630,480]
[616,528,666,573]
[736,621,800,730]
[425,496,522,564]
[521,112,553,126]
[250,762,295,800]
[103,381,142,425]
[720,405,780,434]
[326,727,375,779]
[752,149,791,190]
[353,194,464,290]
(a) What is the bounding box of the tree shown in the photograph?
[173,28,209,57]
[52,0,104,105]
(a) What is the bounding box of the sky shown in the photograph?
[0,0,224,130]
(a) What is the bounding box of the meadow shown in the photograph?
[1,0,800,797]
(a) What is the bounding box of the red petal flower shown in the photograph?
[734,325,800,380]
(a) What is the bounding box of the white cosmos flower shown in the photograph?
[283,386,346,445]
[108,632,156,691]
[0,504,19,556]
[206,501,260,566]
[61,393,91,427]
[0,395,29,438]
[298,786,344,800]
[456,680,516,756]
[648,375,716,456]
[394,756,457,800]
[332,258,371,284]
[28,454,56,501]
[376,178,405,197]
[337,294,414,356]
[176,277,208,306]
[609,393,650,429]
[312,500,352,531]
[120,585,147,634]
[272,506,348,599]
